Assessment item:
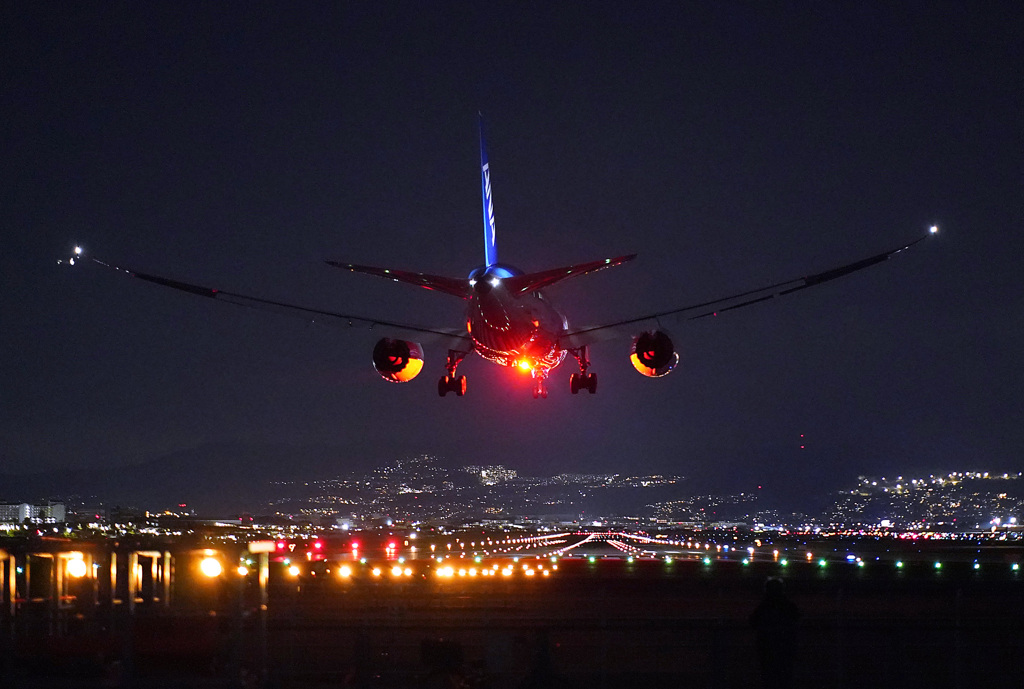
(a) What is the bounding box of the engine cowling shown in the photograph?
[630,330,679,377]
[372,338,425,383]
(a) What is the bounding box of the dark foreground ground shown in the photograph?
[3,556,1023,688]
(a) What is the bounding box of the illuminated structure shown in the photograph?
[67,116,937,398]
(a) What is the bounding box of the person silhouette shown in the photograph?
[749,577,800,689]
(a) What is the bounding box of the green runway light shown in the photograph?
[895,561,903,569]
[703,557,711,565]
[818,559,827,568]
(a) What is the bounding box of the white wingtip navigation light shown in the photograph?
[930,225,939,234]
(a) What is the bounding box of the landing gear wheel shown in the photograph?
[438,374,468,397]
[570,372,597,394]
[532,377,548,399]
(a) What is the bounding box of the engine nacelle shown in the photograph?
[630,330,679,377]
[372,338,424,383]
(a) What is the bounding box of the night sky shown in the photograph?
[3,3,1022,506]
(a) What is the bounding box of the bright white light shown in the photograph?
[200,557,223,578]
[489,277,501,288]
[929,225,939,234]
[67,558,88,578]
[74,246,83,255]
[469,278,477,287]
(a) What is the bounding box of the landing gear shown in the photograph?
[568,345,597,395]
[570,371,597,394]
[438,374,466,397]
[532,376,548,399]
[438,348,470,397]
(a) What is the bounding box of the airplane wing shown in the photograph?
[66,252,468,341]
[558,229,937,349]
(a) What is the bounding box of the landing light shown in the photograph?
[929,225,939,234]
[74,246,83,255]
[489,277,501,288]
[517,359,532,372]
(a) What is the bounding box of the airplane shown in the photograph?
[64,118,938,398]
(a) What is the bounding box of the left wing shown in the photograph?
[65,251,467,341]
[559,229,937,349]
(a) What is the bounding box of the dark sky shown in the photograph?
[3,2,1022,505]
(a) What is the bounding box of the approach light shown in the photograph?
[67,557,88,578]
[200,557,223,578]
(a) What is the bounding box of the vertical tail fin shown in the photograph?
[479,114,498,267]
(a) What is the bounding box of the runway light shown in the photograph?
[200,557,223,578]
[338,565,352,578]
[237,565,249,576]
[67,557,88,578]
[895,561,904,569]
[288,565,301,577]
[934,562,942,570]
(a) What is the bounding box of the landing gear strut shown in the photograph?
[438,348,469,397]
[532,375,548,399]
[568,345,597,395]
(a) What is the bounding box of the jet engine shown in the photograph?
[630,330,679,377]
[372,338,425,383]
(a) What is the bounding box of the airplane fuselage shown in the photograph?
[466,264,568,375]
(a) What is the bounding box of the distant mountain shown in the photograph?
[0,442,377,515]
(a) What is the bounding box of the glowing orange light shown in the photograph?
[517,359,532,372]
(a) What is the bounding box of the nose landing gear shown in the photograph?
[532,375,549,399]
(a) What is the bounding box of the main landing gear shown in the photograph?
[438,348,469,397]
[568,345,597,395]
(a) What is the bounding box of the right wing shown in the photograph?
[559,229,937,349]
[67,252,467,341]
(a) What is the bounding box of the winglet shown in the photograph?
[479,114,498,267]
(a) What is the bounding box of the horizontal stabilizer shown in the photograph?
[325,261,471,299]
[504,255,636,295]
